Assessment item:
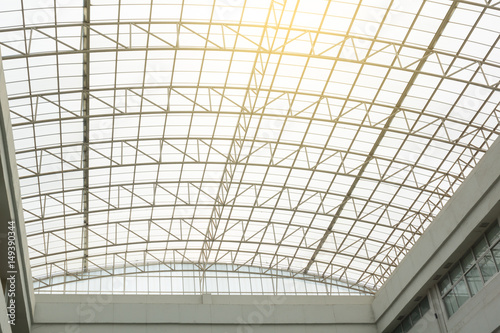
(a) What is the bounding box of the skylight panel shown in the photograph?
[1,0,499,295]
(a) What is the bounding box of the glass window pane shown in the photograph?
[393,325,404,333]
[478,253,497,282]
[160,277,171,293]
[449,264,463,283]
[229,275,240,293]
[409,307,421,325]
[454,279,469,307]
[443,291,459,317]
[419,297,430,315]
[206,277,217,293]
[217,276,229,293]
[438,275,452,295]
[473,237,488,258]
[402,316,412,332]
[465,266,483,296]
[461,251,475,272]
[184,276,195,293]
[137,276,148,292]
[125,276,136,293]
[493,242,500,268]
[240,278,251,293]
[486,223,500,245]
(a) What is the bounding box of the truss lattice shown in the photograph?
[0,0,499,293]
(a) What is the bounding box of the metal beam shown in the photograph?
[303,2,460,274]
[82,0,90,273]
[3,46,500,93]
[0,20,498,69]
[0,50,34,332]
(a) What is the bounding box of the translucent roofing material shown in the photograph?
[0,0,499,294]
[33,263,374,295]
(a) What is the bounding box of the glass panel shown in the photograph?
[478,253,497,282]
[409,307,421,325]
[443,291,459,317]
[486,223,500,245]
[473,237,488,258]
[465,266,483,296]
[492,242,500,268]
[460,251,475,272]
[438,275,452,295]
[402,316,412,333]
[4,0,500,297]
[393,325,404,333]
[454,279,469,307]
[419,297,430,315]
[449,264,463,284]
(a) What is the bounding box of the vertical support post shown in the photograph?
[0,50,34,332]
[82,0,91,273]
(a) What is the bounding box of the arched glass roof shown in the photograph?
[0,0,499,294]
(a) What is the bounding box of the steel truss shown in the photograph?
[0,0,499,293]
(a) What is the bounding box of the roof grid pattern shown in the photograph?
[0,0,499,294]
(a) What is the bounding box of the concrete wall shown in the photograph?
[443,268,500,333]
[32,324,376,333]
[0,51,35,333]
[31,294,377,333]
[407,313,441,333]
[406,288,442,333]
[372,136,500,333]
[403,270,500,333]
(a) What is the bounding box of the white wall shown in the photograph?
[372,136,500,333]
[444,269,500,333]
[31,294,377,333]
